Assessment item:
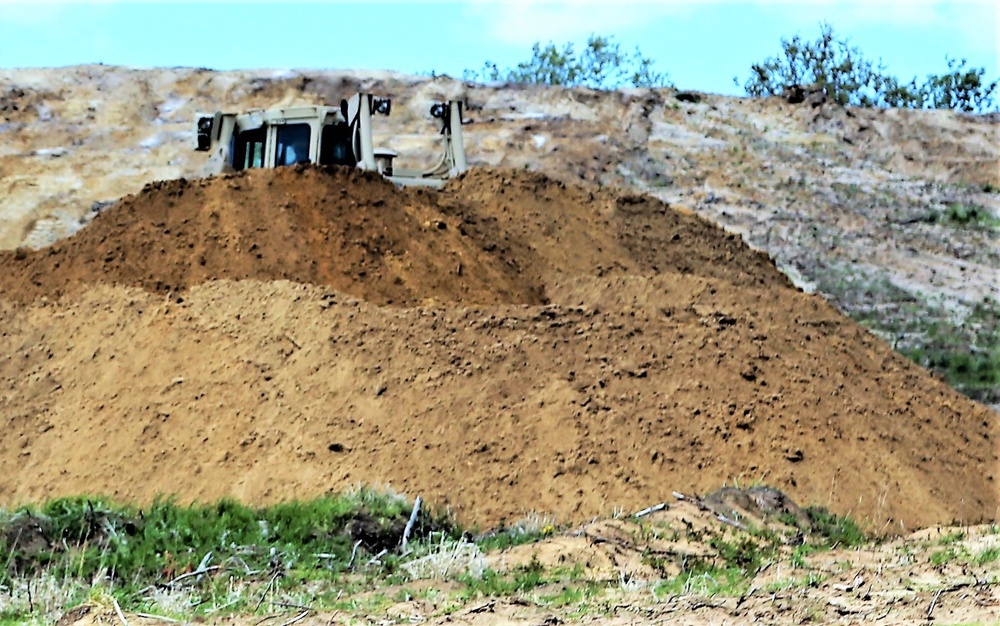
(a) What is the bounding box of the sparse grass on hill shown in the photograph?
[0,487,871,624]
[814,265,1000,404]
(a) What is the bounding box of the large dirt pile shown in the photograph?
[0,166,995,529]
[1,165,785,304]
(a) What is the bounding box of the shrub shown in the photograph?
[741,22,998,112]
[465,34,671,90]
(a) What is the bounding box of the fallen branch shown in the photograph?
[634,503,667,518]
[401,496,422,552]
[277,610,311,626]
[135,613,180,623]
[111,596,129,626]
[255,570,283,613]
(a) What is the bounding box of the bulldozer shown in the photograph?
[194,93,467,187]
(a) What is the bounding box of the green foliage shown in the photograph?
[655,565,750,597]
[741,22,998,112]
[802,506,866,548]
[465,34,671,90]
[459,556,546,598]
[814,260,1000,404]
[930,203,999,228]
[0,489,437,593]
[930,546,964,566]
[973,546,1000,565]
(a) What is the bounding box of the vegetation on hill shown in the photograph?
[0,489,868,624]
[465,25,997,113]
[463,34,671,89]
[740,22,998,112]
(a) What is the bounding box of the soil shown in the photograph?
[0,165,995,531]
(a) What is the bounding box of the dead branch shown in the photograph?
[401,495,422,552]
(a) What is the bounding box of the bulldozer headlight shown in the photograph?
[195,115,214,151]
[372,97,391,116]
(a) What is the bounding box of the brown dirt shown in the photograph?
[0,166,996,531]
[0,164,785,305]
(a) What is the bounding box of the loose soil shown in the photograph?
[0,166,995,531]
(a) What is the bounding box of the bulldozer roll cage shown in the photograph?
[195,93,467,188]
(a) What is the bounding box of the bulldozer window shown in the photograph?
[275,123,312,166]
[319,123,356,167]
[232,127,266,171]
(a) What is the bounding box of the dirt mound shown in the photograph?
[0,165,786,306]
[0,167,995,530]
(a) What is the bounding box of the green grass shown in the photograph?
[459,556,546,599]
[814,264,1000,404]
[931,203,1000,229]
[0,488,452,621]
[0,488,880,622]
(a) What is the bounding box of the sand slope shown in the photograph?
[0,166,994,529]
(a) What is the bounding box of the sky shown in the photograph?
[0,0,997,96]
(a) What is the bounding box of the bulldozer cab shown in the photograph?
[196,93,466,187]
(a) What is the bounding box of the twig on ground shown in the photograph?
[111,596,129,626]
[926,588,943,619]
[716,513,748,530]
[672,491,712,512]
[255,570,283,613]
[365,549,388,566]
[170,565,220,585]
[467,600,496,614]
[135,613,180,623]
[347,540,363,569]
[634,503,667,518]
[401,496,422,552]
[277,610,310,626]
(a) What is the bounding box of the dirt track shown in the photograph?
[0,166,995,530]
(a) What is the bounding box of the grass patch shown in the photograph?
[0,488,452,620]
[0,487,876,622]
[814,264,1000,403]
[971,546,1000,565]
[931,203,1000,228]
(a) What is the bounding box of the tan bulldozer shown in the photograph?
[195,93,467,187]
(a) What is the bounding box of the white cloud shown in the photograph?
[461,0,697,47]
[462,0,996,56]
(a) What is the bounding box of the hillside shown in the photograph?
[1,66,997,406]
[0,67,997,531]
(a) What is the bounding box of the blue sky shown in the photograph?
[1,1,996,96]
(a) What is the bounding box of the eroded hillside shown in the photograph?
[1,66,997,405]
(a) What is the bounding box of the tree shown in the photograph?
[740,23,998,112]
[465,35,672,90]
[921,57,998,113]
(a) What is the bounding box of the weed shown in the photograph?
[938,531,966,545]
[932,203,999,228]
[802,506,867,548]
[971,546,1000,565]
[655,566,749,597]
[474,513,557,551]
[459,557,546,599]
[930,546,968,566]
